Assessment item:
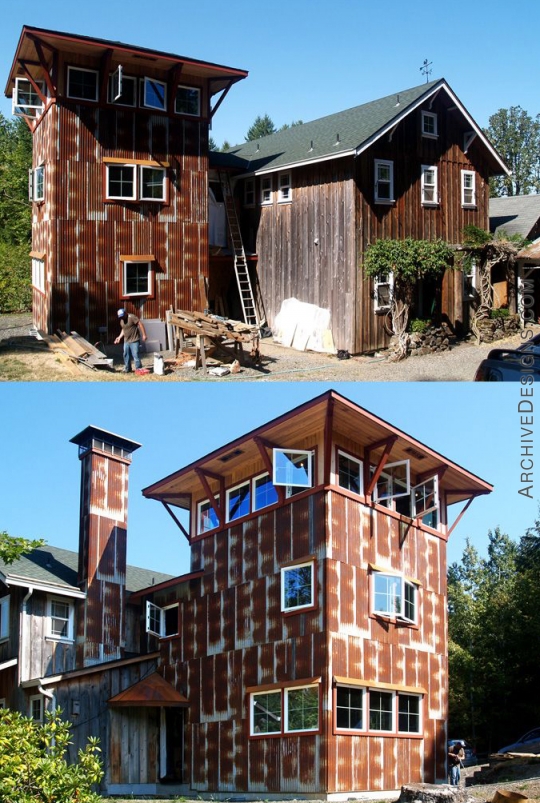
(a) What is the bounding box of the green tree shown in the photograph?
[0,707,103,803]
[279,119,304,131]
[0,113,32,245]
[0,530,45,565]
[363,237,454,360]
[484,106,540,197]
[245,114,277,141]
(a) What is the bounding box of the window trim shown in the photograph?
[260,176,272,205]
[374,271,393,312]
[47,597,74,642]
[106,164,167,203]
[281,560,315,613]
[373,459,410,503]
[368,688,395,733]
[411,475,439,519]
[421,110,438,139]
[250,689,282,736]
[106,163,137,201]
[244,178,255,207]
[31,255,45,294]
[252,471,279,511]
[398,692,422,734]
[334,684,365,733]
[175,84,201,117]
[108,70,137,106]
[284,684,320,734]
[0,595,9,641]
[145,600,179,638]
[13,77,46,115]
[371,568,418,624]
[29,694,44,723]
[461,169,476,207]
[66,66,99,102]
[197,496,221,535]
[32,165,45,203]
[337,449,364,496]
[273,448,313,489]
[121,259,154,298]
[226,480,251,523]
[141,76,167,111]
[374,158,394,204]
[278,172,292,203]
[421,164,439,206]
[249,681,321,737]
[139,165,167,202]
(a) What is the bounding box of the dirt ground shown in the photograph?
[0,313,535,383]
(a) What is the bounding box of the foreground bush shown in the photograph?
[0,707,103,803]
[0,242,32,312]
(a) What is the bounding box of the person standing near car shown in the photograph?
[114,309,147,373]
[448,741,465,786]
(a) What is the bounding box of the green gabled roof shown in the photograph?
[0,544,174,595]
[214,78,508,176]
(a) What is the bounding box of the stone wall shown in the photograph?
[476,313,520,343]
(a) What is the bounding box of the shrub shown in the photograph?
[490,307,510,319]
[0,707,103,803]
[0,242,32,312]
[409,318,431,334]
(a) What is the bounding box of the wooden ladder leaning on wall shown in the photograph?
[218,171,265,328]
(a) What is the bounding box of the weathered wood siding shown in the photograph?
[244,160,357,352]
[32,86,209,342]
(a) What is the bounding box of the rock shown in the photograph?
[396,783,472,803]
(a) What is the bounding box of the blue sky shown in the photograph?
[0,382,536,577]
[1,0,539,147]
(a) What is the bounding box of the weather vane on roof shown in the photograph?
[420,59,433,83]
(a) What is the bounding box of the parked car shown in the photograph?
[448,739,478,766]
[497,727,540,755]
[474,333,540,381]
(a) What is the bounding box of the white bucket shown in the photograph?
[153,353,164,375]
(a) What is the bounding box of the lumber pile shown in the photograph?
[167,310,261,370]
[37,330,114,370]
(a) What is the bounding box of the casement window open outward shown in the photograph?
[372,570,418,623]
[13,77,45,116]
[273,449,313,490]
[372,460,439,521]
[281,561,315,612]
[146,601,179,638]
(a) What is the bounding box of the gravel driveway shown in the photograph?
[0,312,534,382]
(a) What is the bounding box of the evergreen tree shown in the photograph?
[245,114,277,141]
[484,106,540,197]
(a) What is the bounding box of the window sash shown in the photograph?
[336,686,364,731]
[398,693,421,733]
[175,85,200,116]
[421,165,438,204]
[421,111,438,137]
[369,690,394,732]
[244,179,255,207]
[14,78,45,111]
[261,177,272,204]
[278,173,291,202]
[49,598,72,640]
[108,73,137,106]
[142,77,166,110]
[251,690,282,734]
[337,451,363,495]
[0,596,9,640]
[30,695,44,723]
[373,460,410,502]
[411,475,439,518]
[67,66,99,101]
[461,170,476,206]
[281,562,314,612]
[32,258,45,293]
[252,472,278,511]
[273,449,312,488]
[373,572,417,623]
[285,686,319,733]
[374,271,393,311]
[197,498,220,534]
[374,159,394,202]
[123,261,152,296]
[33,166,45,202]
[226,481,251,522]
[107,164,137,200]
[146,601,179,637]
[140,166,166,201]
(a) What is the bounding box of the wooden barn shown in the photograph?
[4,26,247,342]
[0,391,492,797]
[222,80,509,352]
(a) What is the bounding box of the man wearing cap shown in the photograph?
[448,741,465,786]
[114,308,147,373]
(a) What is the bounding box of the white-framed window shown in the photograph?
[337,450,363,495]
[13,77,45,116]
[197,497,220,534]
[226,481,251,522]
[244,178,255,207]
[281,561,315,612]
[108,71,137,106]
[175,85,201,116]
[273,449,313,489]
[398,693,421,733]
[29,694,44,723]
[374,159,394,203]
[250,683,319,736]
[421,111,438,138]
[261,176,272,205]
[421,165,438,205]
[373,460,410,504]
[278,172,292,203]
[461,170,476,207]
[146,601,179,638]
[252,472,278,511]
[141,77,166,110]
[374,272,393,311]
[464,260,477,300]
[0,595,9,641]
[67,66,99,101]
[29,165,45,202]
[32,257,45,293]
[372,570,418,623]
[122,260,154,297]
[335,685,364,731]
[106,164,166,202]
[411,475,438,518]
[48,597,74,641]
[369,689,394,731]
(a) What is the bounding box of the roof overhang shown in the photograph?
[21,652,160,687]
[0,657,18,672]
[129,570,204,600]
[0,574,85,599]
[518,238,540,261]
[143,389,492,523]
[5,25,248,99]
